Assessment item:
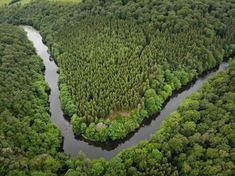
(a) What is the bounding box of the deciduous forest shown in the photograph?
[0,0,234,175]
[0,24,65,175]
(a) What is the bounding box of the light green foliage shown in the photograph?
[71,114,85,135]
[108,121,127,141]
[105,157,126,176]
[60,83,76,117]
[178,99,200,112]
[152,149,163,162]
[181,121,197,136]
[91,159,106,176]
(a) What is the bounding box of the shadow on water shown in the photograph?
[22,25,230,160]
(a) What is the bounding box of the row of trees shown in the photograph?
[3,0,233,36]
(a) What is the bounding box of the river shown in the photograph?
[22,25,229,160]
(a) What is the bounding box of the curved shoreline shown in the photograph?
[22,25,229,160]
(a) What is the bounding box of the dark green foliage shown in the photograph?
[2,0,234,141]
[0,24,64,175]
[9,0,21,5]
[0,0,234,142]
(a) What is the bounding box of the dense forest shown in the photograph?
[1,0,234,141]
[1,26,234,174]
[0,0,235,175]
[67,59,235,176]
[0,24,68,175]
[59,17,229,142]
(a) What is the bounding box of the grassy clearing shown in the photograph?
[0,0,10,6]
[108,110,135,120]
[0,0,29,6]
[0,0,81,6]
[49,0,81,3]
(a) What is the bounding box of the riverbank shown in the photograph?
[22,25,232,160]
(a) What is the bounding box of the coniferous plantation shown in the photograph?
[0,0,235,175]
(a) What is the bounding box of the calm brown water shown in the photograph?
[22,25,229,160]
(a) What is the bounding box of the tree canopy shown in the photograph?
[0,0,233,141]
[0,0,234,175]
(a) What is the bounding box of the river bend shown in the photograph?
[22,26,229,160]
